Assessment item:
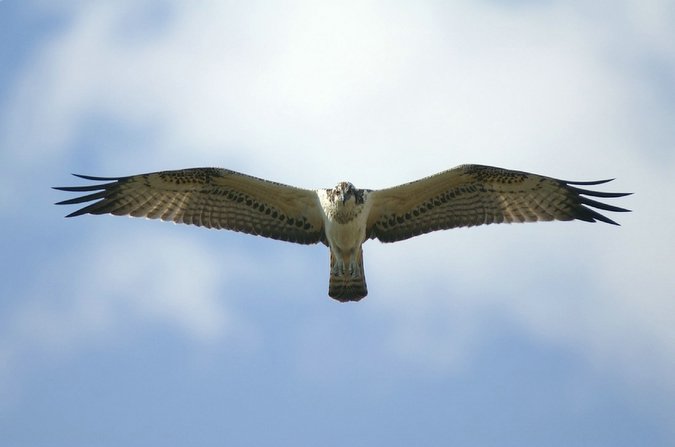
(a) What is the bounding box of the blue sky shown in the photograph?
[1,1,674,446]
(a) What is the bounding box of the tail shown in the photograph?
[328,248,368,302]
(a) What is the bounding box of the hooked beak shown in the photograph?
[341,189,353,205]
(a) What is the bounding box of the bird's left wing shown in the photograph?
[366,164,631,243]
[55,168,325,244]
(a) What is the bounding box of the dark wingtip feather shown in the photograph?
[53,174,120,192]
[55,190,109,206]
[567,185,633,199]
[580,196,631,214]
[565,178,615,186]
[589,211,621,226]
[72,173,123,181]
[54,173,122,217]
[64,208,90,218]
[53,184,111,193]
[563,178,631,225]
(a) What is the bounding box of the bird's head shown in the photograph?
[332,181,358,206]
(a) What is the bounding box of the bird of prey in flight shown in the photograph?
[55,164,630,302]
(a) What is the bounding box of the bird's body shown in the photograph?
[55,164,631,302]
[317,183,373,299]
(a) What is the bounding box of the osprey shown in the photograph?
[55,164,630,302]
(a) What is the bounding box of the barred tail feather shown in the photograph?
[328,249,368,302]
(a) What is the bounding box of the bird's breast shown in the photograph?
[317,189,372,251]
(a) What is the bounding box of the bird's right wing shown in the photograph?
[55,168,326,245]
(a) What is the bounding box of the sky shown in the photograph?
[1,0,674,446]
